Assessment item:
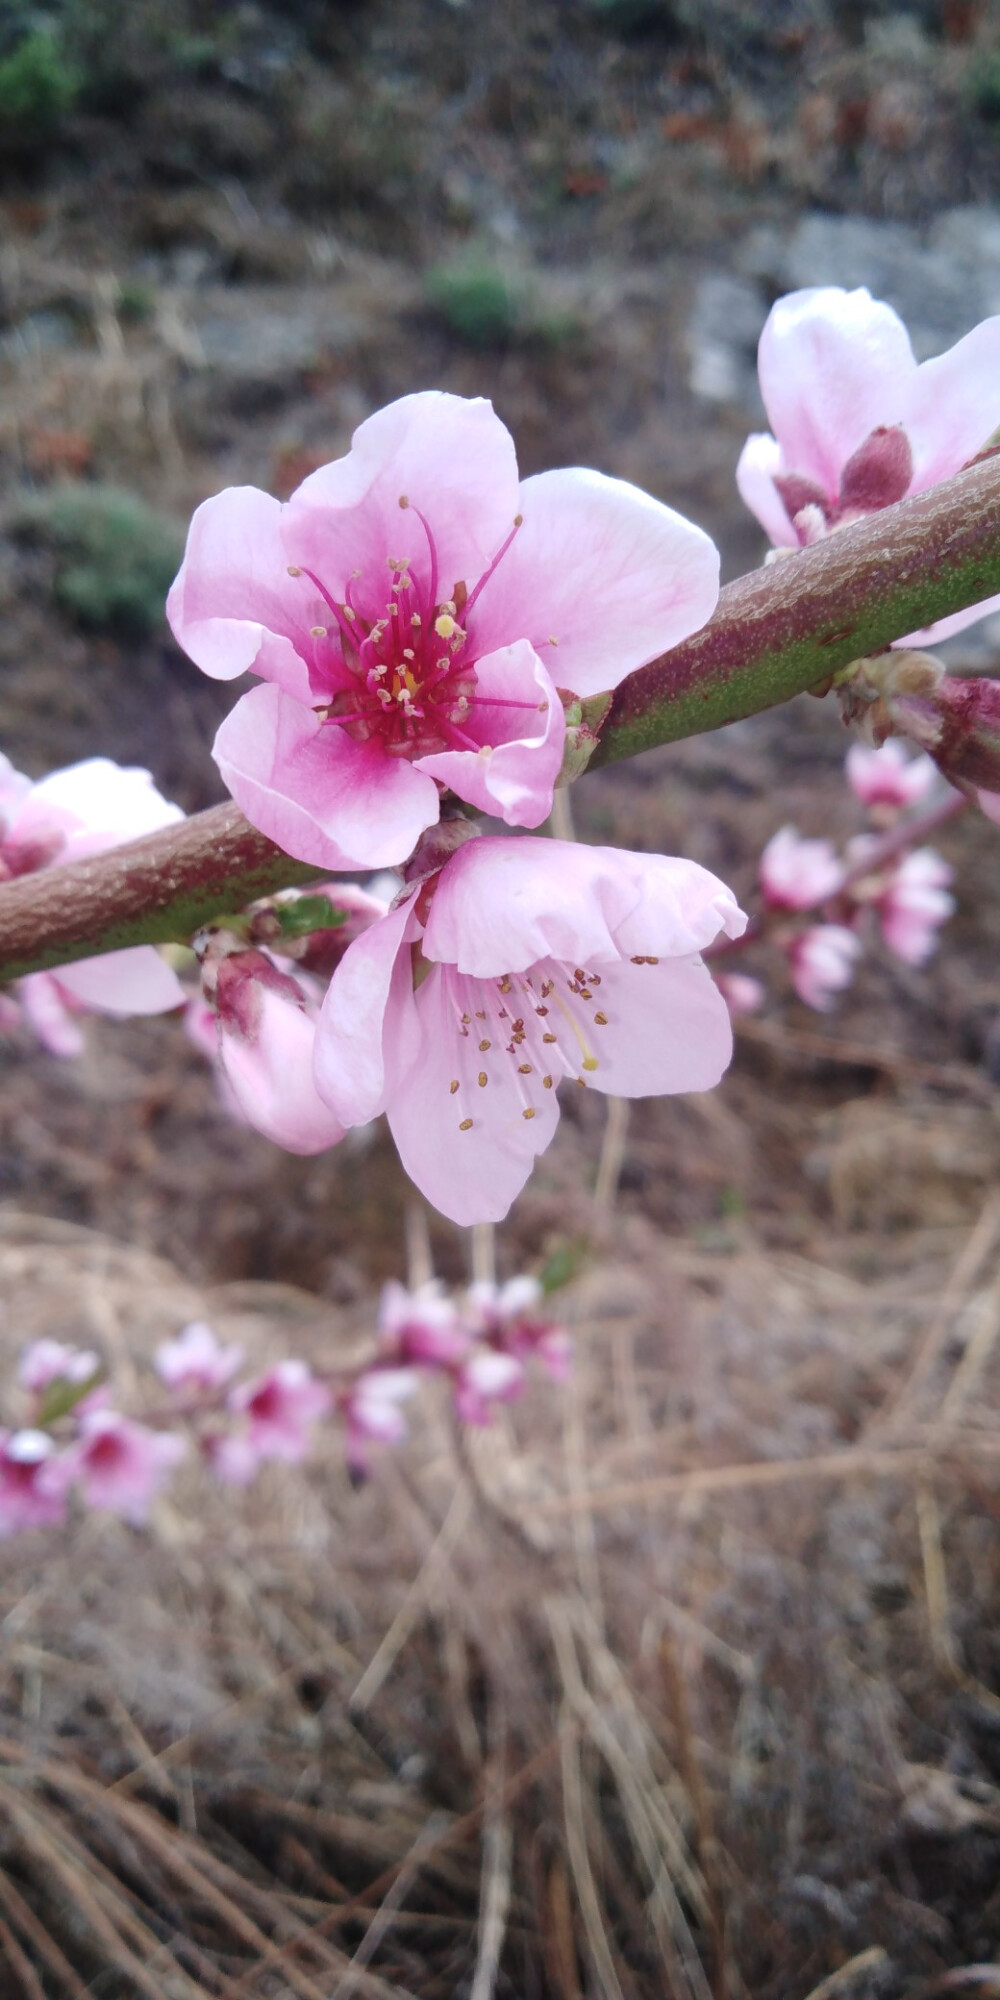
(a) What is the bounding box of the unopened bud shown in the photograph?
[838,425,913,514]
[889,674,1000,806]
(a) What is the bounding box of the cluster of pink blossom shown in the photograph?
[3,293,1000,1231]
[0,1279,570,1535]
[714,738,957,1014]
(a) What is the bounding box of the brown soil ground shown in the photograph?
[2,4,1000,1995]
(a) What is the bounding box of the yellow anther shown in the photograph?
[594,1011,608,1026]
[479,1039,491,1052]
[522,1107,536,1120]
[582,1055,599,1072]
[309,625,327,638]
[434,613,459,640]
[478,1071,488,1088]
[459,1117,473,1131]
[286,564,302,577]
[543,1075,553,1089]
[449,1079,459,1094]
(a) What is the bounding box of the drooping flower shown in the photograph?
[167,391,720,870]
[845,739,937,817]
[0,754,186,1051]
[788,924,860,1011]
[228,1360,331,1462]
[52,1410,185,1523]
[759,826,844,911]
[197,937,346,1155]
[737,287,1000,643]
[155,1322,245,1395]
[0,1430,66,1536]
[315,834,744,1225]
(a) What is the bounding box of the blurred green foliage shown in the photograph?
[967,51,1000,125]
[16,484,184,638]
[0,28,76,148]
[425,256,583,351]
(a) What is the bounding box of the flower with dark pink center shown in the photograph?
[167,391,720,870]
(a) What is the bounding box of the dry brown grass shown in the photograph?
[2,1194,1000,1998]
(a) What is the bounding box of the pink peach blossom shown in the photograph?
[737,288,1000,643]
[315,834,744,1225]
[845,740,937,815]
[0,754,185,1049]
[714,971,766,1017]
[18,1339,99,1396]
[168,391,720,870]
[453,1348,526,1425]
[466,1276,572,1381]
[759,826,844,910]
[0,1430,66,1536]
[202,944,346,1155]
[878,849,955,966]
[788,925,860,1011]
[53,1410,185,1523]
[343,1365,419,1472]
[155,1322,245,1395]
[377,1280,470,1367]
[229,1360,331,1462]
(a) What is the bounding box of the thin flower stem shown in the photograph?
[0,456,998,982]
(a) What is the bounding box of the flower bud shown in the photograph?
[888,675,1000,820]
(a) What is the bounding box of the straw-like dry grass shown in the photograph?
[3,1189,1000,1999]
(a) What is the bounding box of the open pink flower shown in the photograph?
[454,1348,525,1426]
[788,925,860,1011]
[315,834,744,1225]
[737,288,1000,643]
[201,944,346,1155]
[759,826,844,910]
[0,1430,67,1536]
[53,1410,185,1523]
[0,754,185,1050]
[168,391,720,870]
[466,1276,572,1380]
[845,740,937,816]
[229,1360,331,1462]
[155,1322,245,1395]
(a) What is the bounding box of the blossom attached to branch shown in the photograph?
[737,285,1000,644]
[167,391,720,870]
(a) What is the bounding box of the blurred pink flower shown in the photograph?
[759,826,844,911]
[377,1280,469,1366]
[466,1276,573,1381]
[316,834,744,1225]
[454,1349,526,1426]
[845,740,937,815]
[878,849,955,965]
[229,1360,331,1462]
[0,754,185,1052]
[788,925,860,1011]
[155,1322,245,1395]
[0,1430,66,1536]
[714,971,766,1017]
[737,287,1000,644]
[18,1339,98,1395]
[343,1365,419,1473]
[54,1411,185,1523]
[168,390,719,870]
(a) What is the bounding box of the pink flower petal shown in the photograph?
[422,837,744,978]
[14,758,183,863]
[415,640,564,826]
[283,392,521,607]
[167,486,317,701]
[219,981,345,1155]
[757,287,916,496]
[735,433,797,546]
[214,682,440,870]
[16,973,86,1057]
[314,894,418,1126]
[55,947,185,1017]
[905,316,1000,491]
[471,468,720,698]
[560,954,734,1096]
[385,961,561,1225]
